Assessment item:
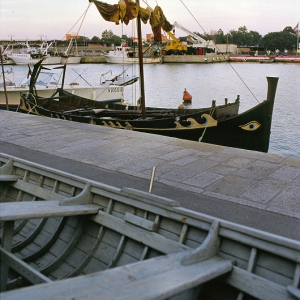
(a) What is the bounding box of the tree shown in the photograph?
[121,34,132,46]
[283,26,295,34]
[100,30,122,46]
[91,36,101,42]
[227,26,262,46]
[75,36,90,46]
[215,29,226,44]
[102,30,114,39]
[261,31,297,51]
[249,31,262,45]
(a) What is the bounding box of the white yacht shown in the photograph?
[105,44,161,64]
[5,42,61,65]
[0,68,129,110]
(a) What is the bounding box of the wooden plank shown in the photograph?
[0,247,52,285]
[287,285,300,299]
[0,254,232,300]
[224,266,296,300]
[0,201,99,221]
[171,206,300,262]
[1,221,15,291]
[120,187,180,207]
[0,175,20,182]
[10,180,67,201]
[124,212,158,232]
[89,210,190,254]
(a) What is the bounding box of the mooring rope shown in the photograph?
[198,102,216,142]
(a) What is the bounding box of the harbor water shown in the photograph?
[3,62,300,158]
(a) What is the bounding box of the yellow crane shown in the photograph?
[163,29,187,55]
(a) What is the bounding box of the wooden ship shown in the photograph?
[17,59,279,153]
[0,153,300,299]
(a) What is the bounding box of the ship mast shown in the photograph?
[136,0,146,119]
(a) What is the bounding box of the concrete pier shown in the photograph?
[1,110,299,240]
[80,54,229,64]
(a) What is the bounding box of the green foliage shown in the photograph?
[283,26,295,34]
[228,26,258,45]
[121,35,132,46]
[102,30,114,39]
[261,31,297,51]
[91,36,101,42]
[215,29,226,44]
[76,36,90,43]
[97,30,121,46]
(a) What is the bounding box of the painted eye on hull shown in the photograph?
[239,121,261,131]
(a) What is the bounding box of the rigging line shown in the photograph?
[179,0,259,103]
[62,3,92,41]
[69,69,120,101]
[71,68,93,87]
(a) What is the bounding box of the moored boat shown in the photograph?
[104,44,162,64]
[229,55,275,63]
[0,62,139,110]
[0,154,299,299]
[229,54,300,63]
[5,41,61,65]
[274,55,300,63]
[60,55,82,64]
[60,37,81,64]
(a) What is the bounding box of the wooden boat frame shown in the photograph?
[0,153,299,299]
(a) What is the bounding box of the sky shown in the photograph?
[0,0,299,41]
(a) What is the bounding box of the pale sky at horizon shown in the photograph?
[0,0,299,41]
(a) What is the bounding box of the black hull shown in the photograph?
[18,77,278,153]
[94,96,272,152]
[126,99,272,152]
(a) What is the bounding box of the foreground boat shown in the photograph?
[0,154,299,299]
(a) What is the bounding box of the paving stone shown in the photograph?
[270,165,300,181]
[183,171,223,188]
[242,178,285,203]
[204,175,258,198]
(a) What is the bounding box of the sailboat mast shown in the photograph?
[136,0,146,119]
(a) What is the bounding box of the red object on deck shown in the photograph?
[183,88,192,101]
